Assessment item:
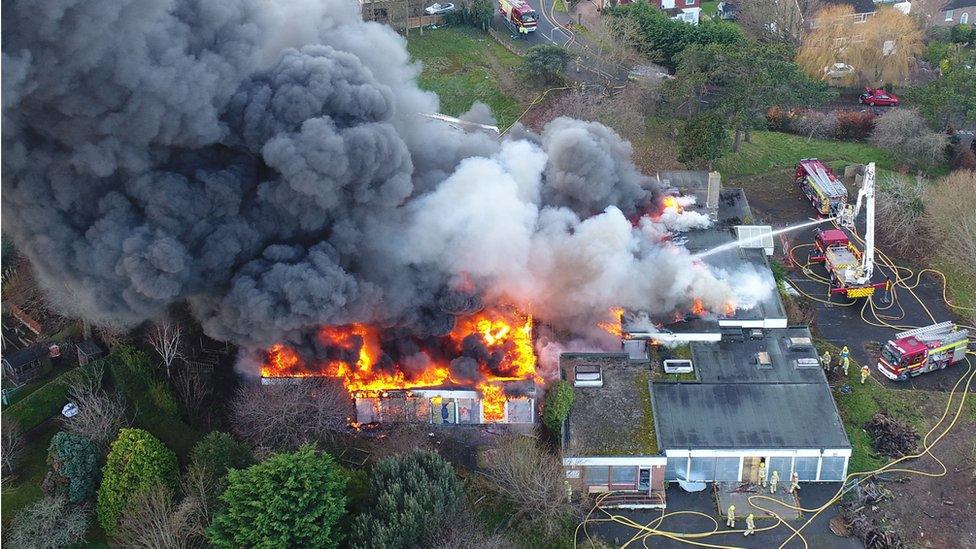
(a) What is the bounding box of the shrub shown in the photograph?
[4,495,89,549]
[833,110,876,140]
[46,431,100,503]
[444,0,493,28]
[148,379,179,418]
[766,106,789,132]
[97,428,179,534]
[677,112,730,169]
[351,451,463,549]
[792,110,837,139]
[922,41,954,66]
[190,431,253,479]
[950,23,974,44]
[207,444,347,548]
[520,45,570,85]
[542,380,575,434]
[870,109,948,171]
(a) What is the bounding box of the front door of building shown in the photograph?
[638,468,651,493]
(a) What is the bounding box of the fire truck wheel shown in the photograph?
[898,373,908,381]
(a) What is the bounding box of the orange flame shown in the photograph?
[661,195,683,215]
[723,302,736,316]
[598,306,625,337]
[691,298,705,316]
[260,307,536,419]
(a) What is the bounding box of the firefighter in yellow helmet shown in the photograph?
[790,471,800,494]
[757,460,767,488]
[770,470,780,493]
[860,364,870,384]
[726,504,736,528]
[744,513,755,536]
[841,356,851,376]
[840,346,850,361]
[821,350,831,372]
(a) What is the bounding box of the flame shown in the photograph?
[723,302,736,316]
[661,195,683,215]
[598,306,625,337]
[691,298,705,316]
[260,306,536,421]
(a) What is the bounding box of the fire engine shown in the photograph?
[499,0,537,35]
[795,159,848,216]
[877,322,970,381]
[809,162,888,299]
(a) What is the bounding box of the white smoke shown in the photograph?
[658,196,712,232]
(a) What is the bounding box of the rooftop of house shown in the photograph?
[651,326,850,451]
[1,342,54,369]
[944,0,976,10]
[561,353,658,457]
[821,0,877,14]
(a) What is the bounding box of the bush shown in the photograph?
[833,110,876,140]
[96,428,179,534]
[46,431,100,503]
[5,370,73,430]
[190,431,252,479]
[148,379,179,418]
[444,0,493,28]
[351,451,463,549]
[922,41,954,66]
[765,106,790,132]
[542,380,575,434]
[792,110,837,139]
[4,495,89,549]
[208,444,347,548]
[870,109,948,171]
[950,23,974,44]
[677,112,730,169]
[520,45,570,85]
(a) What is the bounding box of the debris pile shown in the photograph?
[866,413,920,457]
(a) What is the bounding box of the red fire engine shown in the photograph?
[877,322,970,381]
[499,0,537,35]
[808,162,888,299]
[795,159,848,216]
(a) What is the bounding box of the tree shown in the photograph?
[542,380,575,434]
[190,431,252,479]
[924,170,976,293]
[351,451,464,549]
[797,5,923,85]
[737,0,821,47]
[147,320,183,378]
[207,444,347,548]
[46,432,100,503]
[1,420,25,481]
[61,361,128,451]
[173,366,212,423]
[229,378,351,450]
[670,42,832,150]
[4,495,89,549]
[97,428,179,535]
[521,45,570,85]
[869,109,948,171]
[116,483,204,549]
[483,436,573,538]
[905,49,976,129]
[875,173,927,254]
[677,112,730,169]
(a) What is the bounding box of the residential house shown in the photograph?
[937,0,976,25]
[610,0,702,24]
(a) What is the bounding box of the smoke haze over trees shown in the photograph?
[3,0,768,367]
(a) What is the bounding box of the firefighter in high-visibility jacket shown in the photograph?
[841,356,851,376]
[757,461,767,487]
[821,350,831,372]
[770,470,780,493]
[744,513,755,536]
[726,505,735,527]
[790,471,800,494]
[861,364,871,384]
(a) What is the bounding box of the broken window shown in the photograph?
[665,457,688,482]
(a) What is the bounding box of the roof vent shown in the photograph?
[664,359,693,374]
[793,357,820,369]
[574,364,603,387]
[755,352,773,369]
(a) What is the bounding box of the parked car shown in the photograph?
[424,2,455,14]
[858,87,899,107]
[823,63,855,79]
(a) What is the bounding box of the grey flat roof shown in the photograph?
[691,327,826,384]
[652,382,851,450]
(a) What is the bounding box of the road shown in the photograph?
[495,0,572,47]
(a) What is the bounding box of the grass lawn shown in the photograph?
[699,0,718,16]
[553,0,568,12]
[1,420,60,522]
[716,131,897,177]
[407,27,524,130]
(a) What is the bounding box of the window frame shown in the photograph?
[945,9,954,21]
[584,466,610,486]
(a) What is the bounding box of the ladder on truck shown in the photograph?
[894,321,956,342]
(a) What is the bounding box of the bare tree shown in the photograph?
[1,420,26,481]
[925,170,976,303]
[876,173,928,255]
[115,483,204,549]
[738,0,819,47]
[229,378,352,450]
[4,495,90,549]
[482,435,574,538]
[61,362,128,451]
[147,320,184,378]
[870,109,948,171]
[174,366,212,421]
[180,461,221,526]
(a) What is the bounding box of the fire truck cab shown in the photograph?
[795,159,847,216]
[877,322,969,381]
[499,0,537,35]
[809,228,887,299]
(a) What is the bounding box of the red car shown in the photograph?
[858,87,899,106]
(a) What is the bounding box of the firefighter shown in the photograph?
[770,470,780,493]
[839,346,850,363]
[821,350,831,372]
[790,471,800,494]
[726,504,735,528]
[757,460,767,488]
[744,513,755,536]
[861,364,871,384]
[841,356,851,376]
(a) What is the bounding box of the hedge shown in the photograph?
[4,370,74,430]
[542,380,575,434]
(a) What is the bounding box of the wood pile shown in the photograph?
[866,412,920,457]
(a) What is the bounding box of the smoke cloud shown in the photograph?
[3,0,745,363]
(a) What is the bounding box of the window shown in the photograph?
[768,457,793,480]
[794,457,819,481]
[945,9,953,21]
[685,0,695,5]
[585,467,609,485]
[819,457,846,481]
[715,457,741,481]
[689,457,716,481]
[611,467,638,487]
[665,457,688,482]
[961,12,969,24]
[574,364,602,387]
